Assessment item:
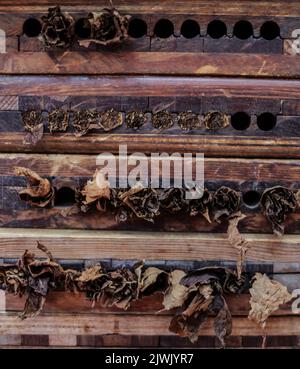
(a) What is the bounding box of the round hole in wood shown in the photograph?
[257,112,277,131]
[54,187,76,207]
[260,21,280,40]
[243,190,261,208]
[74,18,92,39]
[23,18,42,37]
[207,20,227,39]
[128,18,147,38]
[180,19,200,38]
[154,19,174,38]
[233,20,253,39]
[231,112,251,130]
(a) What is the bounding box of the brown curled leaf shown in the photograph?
[119,183,160,222]
[72,109,99,137]
[212,186,241,222]
[98,108,123,131]
[48,108,69,133]
[81,169,111,205]
[22,110,44,146]
[152,111,175,130]
[140,267,168,294]
[249,273,292,328]
[125,111,147,130]
[162,270,189,311]
[261,186,297,236]
[79,8,130,48]
[188,188,211,223]
[14,167,54,207]
[158,188,188,213]
[227,211,251,279]
[204,112,229,131]
[177,112,201,131]
[40,6,74,48]
[212,295,232,347]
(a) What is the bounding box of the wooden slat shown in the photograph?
[0,228,300,263]
[2,133,300,158]
[1,1,300,17]
[1,52,300,77]
[1,76,300,99]
[0,313,299,336]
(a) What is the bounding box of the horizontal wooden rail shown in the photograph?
[0,228,300,263]
[1,52,300,77]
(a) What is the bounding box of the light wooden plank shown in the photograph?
[0,314,299,336]
[0,228,300,262]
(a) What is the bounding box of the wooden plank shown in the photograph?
[1,1,300,18]
[0,314,299,336]
[1,52,300,77]
[1,76,300,100]
[0,229,300,263]
[1,154,299,181]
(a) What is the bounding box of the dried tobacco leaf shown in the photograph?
[212,186,241,222]
[227,211,251,279]
[18,242,65,319]
[98,108,123,131]
[188,188,211,223]
[81,169,111,205]
[14,167,54,207]
[40,6,74,48]
[211,295,232,347]
[125,111,147,130]
[152,111,175,130]
[72,109,99,137]
[249,273,292,328]
[204,112,229,131]
[22,110,44,146]
[162,270,189,311]
[261,186,297,236]
[119,183,160,222]
[140,267,167,294]
[79,8,130,48]
[177,112,201,131]
[158,188,188,213]
[169,267,244,345]
[48,108,69,133]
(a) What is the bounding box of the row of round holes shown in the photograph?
[54,186,263,209]
[23,17,281,40]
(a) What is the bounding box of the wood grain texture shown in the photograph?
[1,76,300,99]
[1,52,300,77]
[0,313,299,336]
[0,228,299,263]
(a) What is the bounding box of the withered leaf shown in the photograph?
[227,211,251,279]
[40,6,74,48]
[72,110,99,137]
[78,8,130,48]
[177,112,201,131]
[22,110,44,146]
[140,267,167,293]
[162,270,189,311]
[14,167,54,207]
[152,111,175,130]
[48,108,69,133]
[188,188,211,223]
[212,186,241,222]
[98,108,123,131]
[158,188,187,213]
[126,111,147,130]
[204,112,229,131]
[249,273,292,328]
[261,186,297,236]
[212,295,232,347]
[81,169,111,205]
